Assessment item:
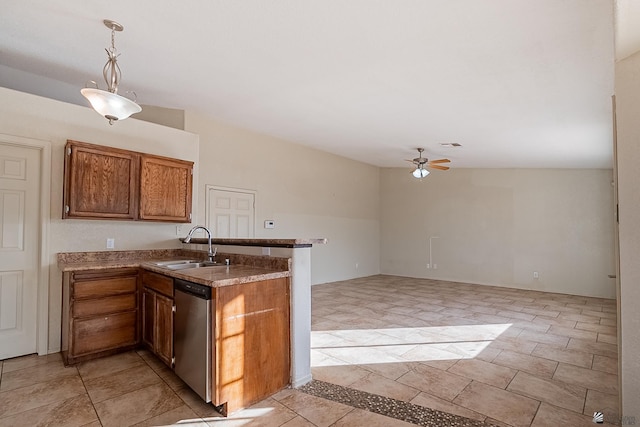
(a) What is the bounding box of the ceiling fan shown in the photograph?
[406,148,450,178]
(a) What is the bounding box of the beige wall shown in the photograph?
[0,87,200,353]
[615,50,640,417]
[184,112,381,285]
[380,168,615,298]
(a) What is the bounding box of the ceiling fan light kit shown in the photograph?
[412,167,430,178]
[406,148,451,179]
[81,19,141,125]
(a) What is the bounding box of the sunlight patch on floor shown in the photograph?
[311,324,513,366]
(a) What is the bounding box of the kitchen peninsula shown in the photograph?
[58,237,325,415]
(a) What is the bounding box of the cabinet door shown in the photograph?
[155,293,174,367]
[142,288,156,349]
[139,154,193,222]
[63,140,139,219]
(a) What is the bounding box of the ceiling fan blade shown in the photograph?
[429,164,450,171]
[429,159,451,164]
[404,159,417,163]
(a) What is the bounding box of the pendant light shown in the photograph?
[412,166,430,178]
[81,19,141,124]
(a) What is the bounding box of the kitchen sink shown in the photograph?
[153,259,228,270]
[166,261,226,270]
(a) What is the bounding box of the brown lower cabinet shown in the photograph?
[214,277,291,414]
[142,270,174,367]
[61,268,139,365]
[61,267,291,415]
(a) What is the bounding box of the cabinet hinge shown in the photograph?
[172,305,176,313]
[191,168,193,176]
[65,205,70,213]
[188,213,192,221]
[67,147,71,155]
[171,357,175,368]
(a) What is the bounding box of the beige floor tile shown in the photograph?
[453,381,539,426]
[497,310,536,321]
[471,346,503,363]
[517,330,570,347]
[583,389,619,422]
[350,372,420,402]
[531,402,606,427]
[531,315,577,329]
[77,351,145,381]
[548,325,598,341]
[311,365,369,387]
[278,390,352,427]
[488,337,538,354]
[530,343,593,368]
[521,308,561,317]
[410,391,486,421]
[447,359,517,389]
[220,397,298,427]
[360,361,416,381]
[397,363,470,401]
[132,404,206,426]
[507,371,585,413]
[558,313,601,324]
[600,318,617,327]
[553,363,618,395]
[174,386,223,418]
[492,349,558,378]
[598,333,618,345]
[582,309,616,320]
[331,408,416,427]
[83,363,162,403]
[592,355,618,375]
[0,374,85,418]
[280,416,318,427]
[418,359,458,370]
[0,358,77,392]
[575,322,616,335]
[1,352,62,374]
[0,393,97,427]
[94,382,184,427]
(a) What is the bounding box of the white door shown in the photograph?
[0,143,40,359]
[206,187,255,238]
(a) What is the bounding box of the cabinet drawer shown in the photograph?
[72,311,137,355]
[73,293,137,318]
[142,270,173,297]
[73,276,138,299]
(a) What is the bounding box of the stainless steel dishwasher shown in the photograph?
[174,278,212,402]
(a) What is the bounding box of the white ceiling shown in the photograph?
[0,1,625,168]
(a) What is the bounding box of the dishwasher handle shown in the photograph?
[174,279,212,300]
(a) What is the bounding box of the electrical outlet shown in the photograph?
[106,238,115,249]
[533,271,539,279]
[426,264,431,269]
[433,263,438,269]
[176,225,182,236]
[355,263,359,270]
[264,220,275,229]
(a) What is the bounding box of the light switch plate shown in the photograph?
[106,238,115,249]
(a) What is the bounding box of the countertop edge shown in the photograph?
[178,238,327,248]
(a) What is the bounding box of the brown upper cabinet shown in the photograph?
[63,140,193,223]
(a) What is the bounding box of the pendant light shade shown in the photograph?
[412,167,430,178]
[81,19,141,124]
[81,87,141,123]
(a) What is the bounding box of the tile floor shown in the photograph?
[0,275,620,426]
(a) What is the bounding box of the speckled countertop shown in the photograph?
[57,249,290,288]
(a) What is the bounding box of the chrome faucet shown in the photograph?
[183,226,217,262]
